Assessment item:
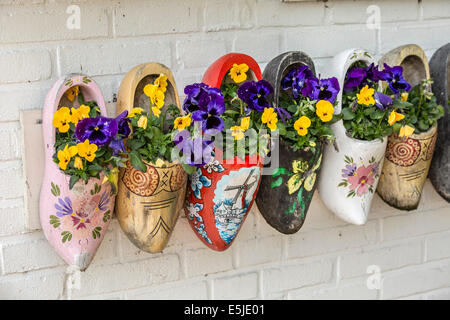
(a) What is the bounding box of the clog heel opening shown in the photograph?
[400,55,427,87]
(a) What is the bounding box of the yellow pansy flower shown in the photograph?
[74,156,83,170]
[77,139,98,162]
[398,125,415,138]
[52,107,72,133]
[138,115,148,129]
[151,106,161,118]
[316,100,334,122]
[261,108,278,131]
[144,84,165,109]
[294,116,311,136]
[154,74,168,93]
[66,86,79,102]
[173,114,192,130]
[240,116,250,131]
[229,63,249,83]
[57,144,78,170]
[357,85,375,106]
[128,108,144,118]
[71,104,90,125]
[401,92,409,102]
[388,110,405,126]
[231,126,245,141]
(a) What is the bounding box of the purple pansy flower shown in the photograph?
[191,93,225,132]
[108,111,130,155]
[75,116,118,146]
[183,83,210,114]
[282,65,314,99]
[344,67,367,92]
[364,63,382,83]
[175,134,214,168]
[307,77,340,103]
[380,63,411,94]
[237,80,273,112]
[374,91,393,110]
[97,192,110,211]
[342,164,357,178]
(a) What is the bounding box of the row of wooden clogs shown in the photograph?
[40,43,449,271]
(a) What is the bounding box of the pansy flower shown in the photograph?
[307,77,340,104]
[229,63,249,83]
[282,65,314,99]
[261,107,278,131]
[374,91,393,110]
[316,100,334,122]
[344,67,367,92]
[75,116,118,146]
[77,139,98,162]
[294,116,311,136]
[357,85,375,106]
[71,105,90,125]
[183,83,210,114]
[399,125,415,138]
[57,144,78,170]
[388,110,405,125]
[53,107,72,133]
[237,80,273,112]
[191,92,225,132]
[380,64,411,94]
[173,114,192,131]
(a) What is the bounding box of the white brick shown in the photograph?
[0,269,65,299]
[256,0,325,27]
[88,222,119,266]
[340,241,422,279]
[330,0,419,24]
[236,236,282,268]
[232,31,282,63]
[382,260,450,299]
[287,220,378,259]
[263,258,334,293]
[0,161,24,199]
[1,233,64,274]
[383,206,450,241]
[288,280,378,300]
[127,280,208,300]
[185,247,233,277]
[58,40,172,76]
[204,0,255,32]
[0,122,21,160]
[0,198,25,236]
[176,37,227,69]
[0,3,109,43]
[214,272,258,299]
[285,24,377,58]
[426,231,450,262]
[423,0,450,19]
[0,83,47,121]
[379,20,450,54]
[72,254,180,297]
[0,49,51,84]
[114,0,201,37]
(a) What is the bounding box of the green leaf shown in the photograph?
[342,108,356,120]
[129,150,147,173]
[69,175,80,190]
[270,177,283,188]
[182,163,197,175]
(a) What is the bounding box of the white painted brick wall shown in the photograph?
[0,0,449,300]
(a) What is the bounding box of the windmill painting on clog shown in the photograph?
[181,53,267,251]
[376,44,443,210]
[256,51,339,234]
[429,43,450,202]
[115,63,187,253]
[317,49,394,225]
[40,74,128,271]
